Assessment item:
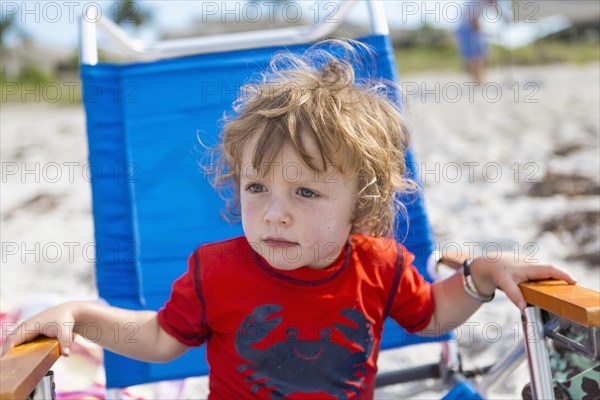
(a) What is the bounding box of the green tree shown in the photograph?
[0,13,14,51]
[0,13,27,52]
[111,0,152,28]
[1,12,29,78]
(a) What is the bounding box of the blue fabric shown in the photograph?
[443,380,485,400]
[81,34,446,389]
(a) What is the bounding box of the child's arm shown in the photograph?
[421,255,577,336]
[1,302,189,362]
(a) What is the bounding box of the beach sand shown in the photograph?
[1,62,598,399]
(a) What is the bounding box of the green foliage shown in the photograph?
[0,10,28,50]
[394,45,462,74]
[17,64,54,84]
[0,13,15,49]
[492,41,600,66]
[396,24,456,49]
[1,64,83,105]
[111,0,152,27]
[394,39,600,75]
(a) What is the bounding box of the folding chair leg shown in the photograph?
[32,371,55,400]
[443,372,484,400]
[375,363,441,387]
[523,306,555,400]
[375,340,462,387]
[107,388,126,399]
[477,338,526,396]
[441,340,485,400]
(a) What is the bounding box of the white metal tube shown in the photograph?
[96,18,335,58]
[79,17,98,65]
[522,307,555,400]
[443,340,461,371]
[366,0,389,35]
[477,339,526,396]
[32,372,55,400]
[79,1,361,64]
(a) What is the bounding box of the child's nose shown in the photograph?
[264,199,292,226]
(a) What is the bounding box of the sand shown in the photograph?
[1,62,598,399]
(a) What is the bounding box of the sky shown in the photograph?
[2,1,423,50]
[0,0,573,51]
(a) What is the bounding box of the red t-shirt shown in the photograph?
[158,234,434,399]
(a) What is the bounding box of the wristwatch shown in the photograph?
[462,259,495,303]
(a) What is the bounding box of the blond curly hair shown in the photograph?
[211,40,415,237]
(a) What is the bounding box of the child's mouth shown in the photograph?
[263,237,298,248]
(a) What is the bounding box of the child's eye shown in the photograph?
[297,188,319,198]
[246,183,266,193]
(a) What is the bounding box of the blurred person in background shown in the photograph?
[455,0,501,83]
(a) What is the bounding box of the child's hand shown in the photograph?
[470,255,577,312]
[1,303,77,358]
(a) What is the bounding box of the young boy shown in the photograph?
[2,42,575,399]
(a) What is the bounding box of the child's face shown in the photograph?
[240,133,357,270]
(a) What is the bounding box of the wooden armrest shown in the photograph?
[438,253,599,327]
[0,337,60,400]
[519,280,600,327]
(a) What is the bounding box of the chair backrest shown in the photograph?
[81,34,441,389]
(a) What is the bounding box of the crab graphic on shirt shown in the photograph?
[235,304,374,399]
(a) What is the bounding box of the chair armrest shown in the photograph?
[437,253,599,328]
[0,337,60,400]
[519,280,600,327]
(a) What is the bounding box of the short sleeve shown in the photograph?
[157,251,210,347]
[388,246,435,334]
